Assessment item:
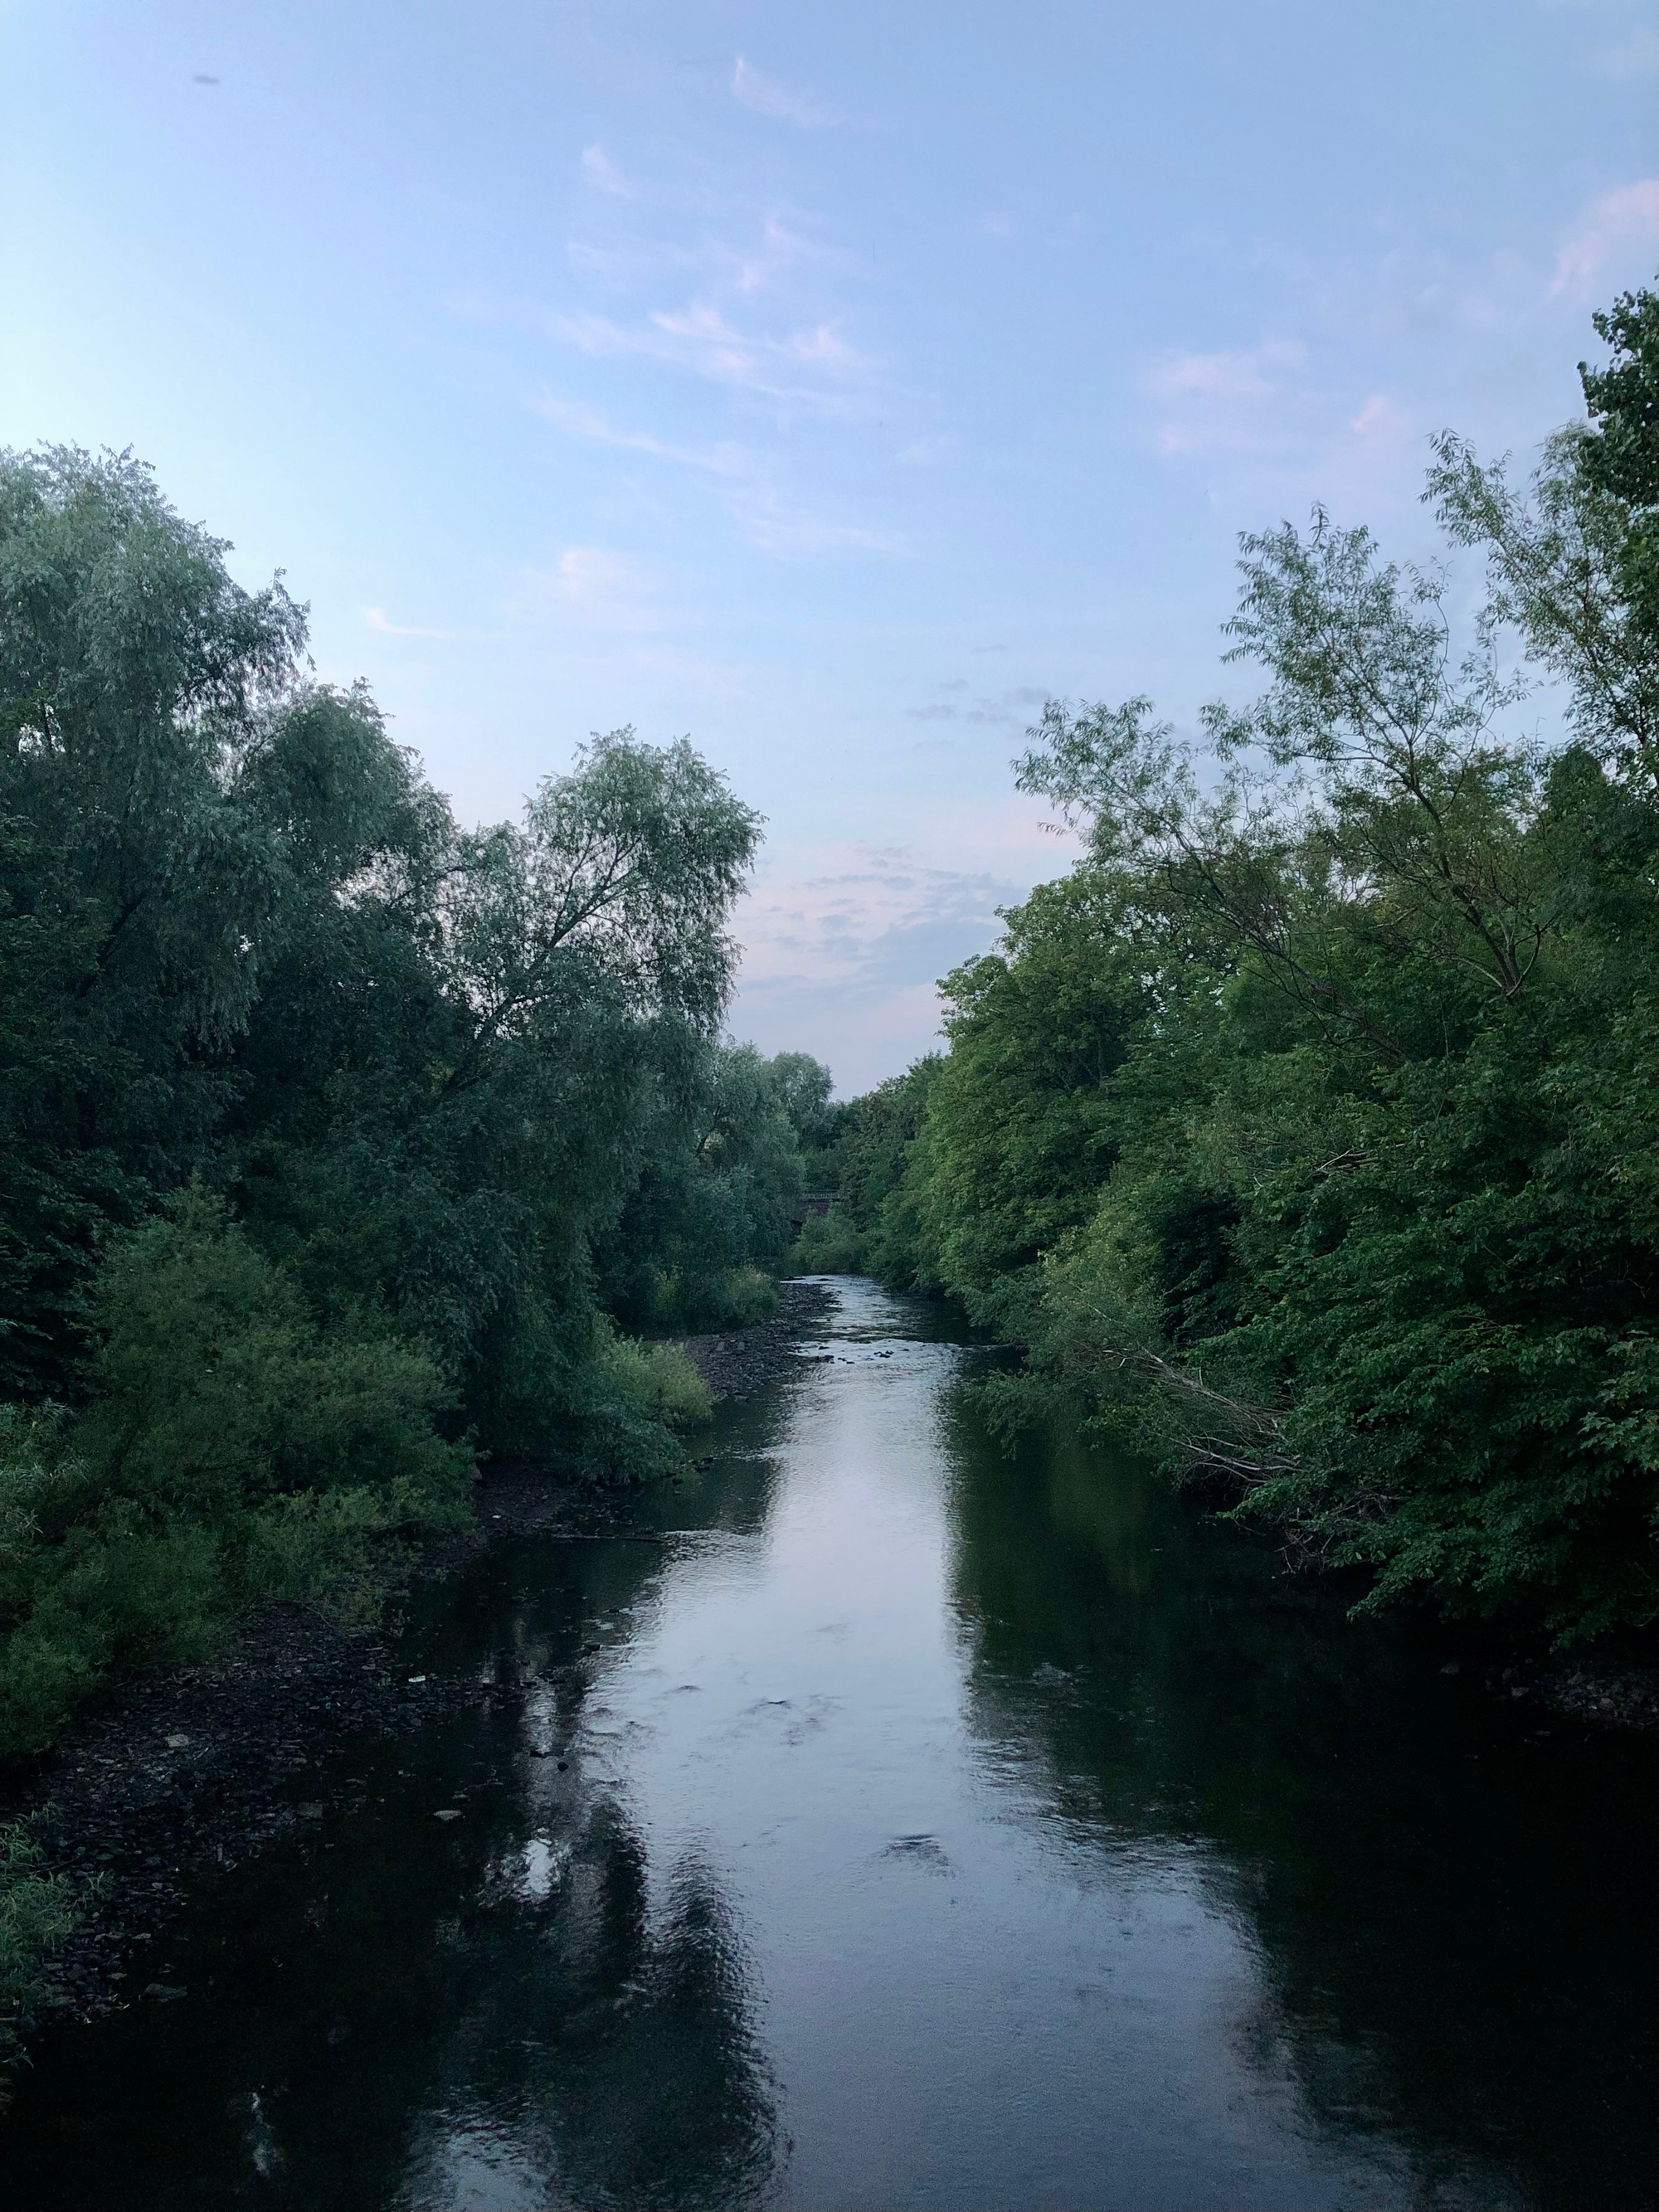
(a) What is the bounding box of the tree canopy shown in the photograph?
[0,445,825,1753]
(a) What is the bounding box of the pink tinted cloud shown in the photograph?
[1550,180,1659,298]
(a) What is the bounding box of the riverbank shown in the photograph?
[1535,1655,1659,1734]
[674,1276,835,1402]
[0,1281,835,2050]
[470,1281,834,1542]
[0,1608,510,2038]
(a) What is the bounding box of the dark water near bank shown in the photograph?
[5,1279,1659,2210]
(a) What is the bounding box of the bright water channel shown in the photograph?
[4,1279,1659,2210]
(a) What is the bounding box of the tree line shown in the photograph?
[0,447,833,1767]
[800,280,1659,1649]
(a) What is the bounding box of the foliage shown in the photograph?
[80,1193,469,1513]
[910,874,1151,1332]
[1577,284,1659,668]
[815,1057,943,1289]
[596,1045,829,1331]
[0,445,807,1767]
[787,1207,866,1275]
[0,1199,472,1754]
[837,282,1659,1646]
[0,1814,75,2025]
[593,1334,714,1433]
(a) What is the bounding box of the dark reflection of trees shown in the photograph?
[403,1804,781,2211]
[945,1388,1659,2211]
[0,1771,782,2212]
[0,1410,786,2212]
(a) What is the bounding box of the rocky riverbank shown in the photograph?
[0,1608,512,2038]
[674,1276,836,1402]
[1533,1657,1659,1734]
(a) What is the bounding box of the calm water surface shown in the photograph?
[4,1278,1658,2210]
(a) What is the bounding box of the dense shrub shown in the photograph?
[0,1198,472,1753]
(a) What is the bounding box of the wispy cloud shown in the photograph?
[726,217,823,295]
[522,548,661,632]
[567,216,825,298]
[1139,182,1657,510]
[1151,338,1305,401]
[1139,324,1454,515]
[732,56,830,127]
[580,144,640,198]
[1598,24,1659,75]
[1147,338,1308,455]
[729,493,903,559]
[533,393,748,474]
[1350,392,1412,445]
[735,843,1018,992]
[534,394,900,560]
[553,302,877,415]
[469,127,890,574]
[1550,178,1659,296]
[896,433,956,465]
[728,815,1060,1086]
[362,607,454,639]
[1151,349,1301,455]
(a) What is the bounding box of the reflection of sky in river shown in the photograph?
[415,1278,1515,2212]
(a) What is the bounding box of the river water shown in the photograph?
[4,1278,1658,2210]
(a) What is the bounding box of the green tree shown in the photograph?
[0,445,795,1767]
[854,283,1659,1642]
[910,872,1148,1328]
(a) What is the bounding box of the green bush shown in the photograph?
[703,1266,778,1330]
[598,1335,713,1430]
[0,1814,75,2027]
[0,1198,473,1756]
[567,1326,710,1485]
[645,1264,778,1333]
[77,1192,469,1514]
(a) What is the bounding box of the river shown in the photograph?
[3,1277,1657,2210]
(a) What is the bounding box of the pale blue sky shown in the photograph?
[4,0,1656,1088]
